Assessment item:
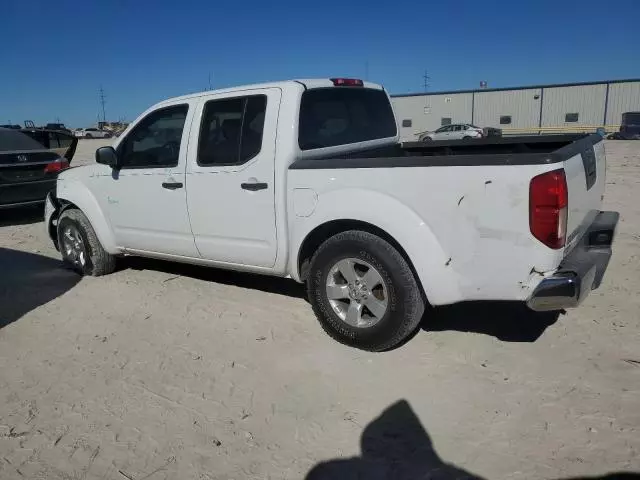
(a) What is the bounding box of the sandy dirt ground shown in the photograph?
[0,139,639,479]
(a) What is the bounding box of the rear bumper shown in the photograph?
[0,179,56,208]
[527,211,619,311]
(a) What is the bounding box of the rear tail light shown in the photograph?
[330,78,364,87]
[529,169,568,249]
[44,159,70,173]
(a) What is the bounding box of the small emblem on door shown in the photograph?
[17,154,28,163]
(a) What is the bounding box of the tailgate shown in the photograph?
[560,135,606,253]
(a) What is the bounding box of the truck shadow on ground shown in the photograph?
[123,258,557,344]
[123,257,307,299]
[0,204,43,227]
[0,247,80,329]
[422,301,561,342]
[306,400,639,480]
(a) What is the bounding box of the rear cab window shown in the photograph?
[298,88,397,150]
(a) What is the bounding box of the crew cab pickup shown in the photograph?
[45,78,618,351]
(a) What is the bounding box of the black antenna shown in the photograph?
[99,86,107,124]
[208,72,213,90]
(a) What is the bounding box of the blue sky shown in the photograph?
[2,0,639,127]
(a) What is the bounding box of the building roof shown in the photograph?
[391,78,640,98]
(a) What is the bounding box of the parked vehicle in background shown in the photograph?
[45,78,618,351]
[76,127,112,139]
[44,123,72,134]
[1,127,75,209]
[618,112,640,139]
[418,124,500,142]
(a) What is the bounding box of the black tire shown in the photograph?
[85,133,92,138]
[421,136,433,142]
[57,209,116,276]
[307,230,425,351]
[462,136,472,141]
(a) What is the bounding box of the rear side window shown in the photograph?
[198,95,267,166]
[0,129,46,152]
[298,88,396,150]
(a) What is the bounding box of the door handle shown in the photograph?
[162,181,183,190]
[241,182,268,191]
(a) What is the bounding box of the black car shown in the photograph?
[619,112,640,139]
[0,128,77,209]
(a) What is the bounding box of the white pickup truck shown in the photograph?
[45,78,619,351]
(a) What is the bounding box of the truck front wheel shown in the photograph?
[307,230,425,351]
[58,209,116,276]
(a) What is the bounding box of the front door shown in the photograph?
[433,125,450,140]
[186,88,280,268]
[92,103,199,257]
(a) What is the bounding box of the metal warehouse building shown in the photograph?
[391,79,640,141]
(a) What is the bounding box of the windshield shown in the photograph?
[298,88,397,150]
[622,112,640,125]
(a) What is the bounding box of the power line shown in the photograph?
[423,70,430,94]
[423,70,431,110]
[98,86,107,124]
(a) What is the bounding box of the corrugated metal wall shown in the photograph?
[391,80,640,138]
[393,93,472,141]
[606,83,640,124]
[541,84,607,127]
[473,89,542,129]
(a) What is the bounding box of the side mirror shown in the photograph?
[95,146,120,169]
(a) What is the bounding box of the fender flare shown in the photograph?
[55,182,119,254]
[290,188,462,306]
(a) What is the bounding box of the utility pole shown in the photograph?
[423,70,431,112]
[98,86,107,124]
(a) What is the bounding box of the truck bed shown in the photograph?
[291,134,602,168]
[289,133,606,305]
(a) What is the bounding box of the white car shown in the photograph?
[419,124,484,142]
[75,128,112,139]
[44,78,618,351]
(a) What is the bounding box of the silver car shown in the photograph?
[419,124,484,142]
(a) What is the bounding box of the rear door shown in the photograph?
[186,88,280,268]
[563,137,607,252]
[450,125,464,140]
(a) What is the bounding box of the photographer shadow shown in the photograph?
[306,400,638,480]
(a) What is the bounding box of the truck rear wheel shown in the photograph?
[58,209,116,276]
[307,230,425,351]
